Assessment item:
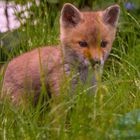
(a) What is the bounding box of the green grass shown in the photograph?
[0,0,140,139]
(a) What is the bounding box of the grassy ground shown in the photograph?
[0,0,140,139]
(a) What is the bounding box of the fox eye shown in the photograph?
[101,40,108,48]
[79,41,88,47]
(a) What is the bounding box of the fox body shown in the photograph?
[1,3,120,104]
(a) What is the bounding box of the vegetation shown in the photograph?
[0,0,140,139]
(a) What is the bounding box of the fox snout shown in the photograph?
[84,47,105,67]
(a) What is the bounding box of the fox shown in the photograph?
[1,3,120,105]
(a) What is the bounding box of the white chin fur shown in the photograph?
[100,57,104,66]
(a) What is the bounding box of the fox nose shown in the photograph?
[94,57,105,66]
[89,58,100,67]
[92,52,104,65]
[93,56,100,63]
[89,55,104,67]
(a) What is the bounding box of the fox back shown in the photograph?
[1,3,120,105]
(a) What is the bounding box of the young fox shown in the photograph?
[1,3,120,104]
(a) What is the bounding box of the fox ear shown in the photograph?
[103,4,120,27]
[61,3,82,27]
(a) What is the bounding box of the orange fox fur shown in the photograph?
[1,3,120,104]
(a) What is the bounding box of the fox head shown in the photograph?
[60,3,120,66]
